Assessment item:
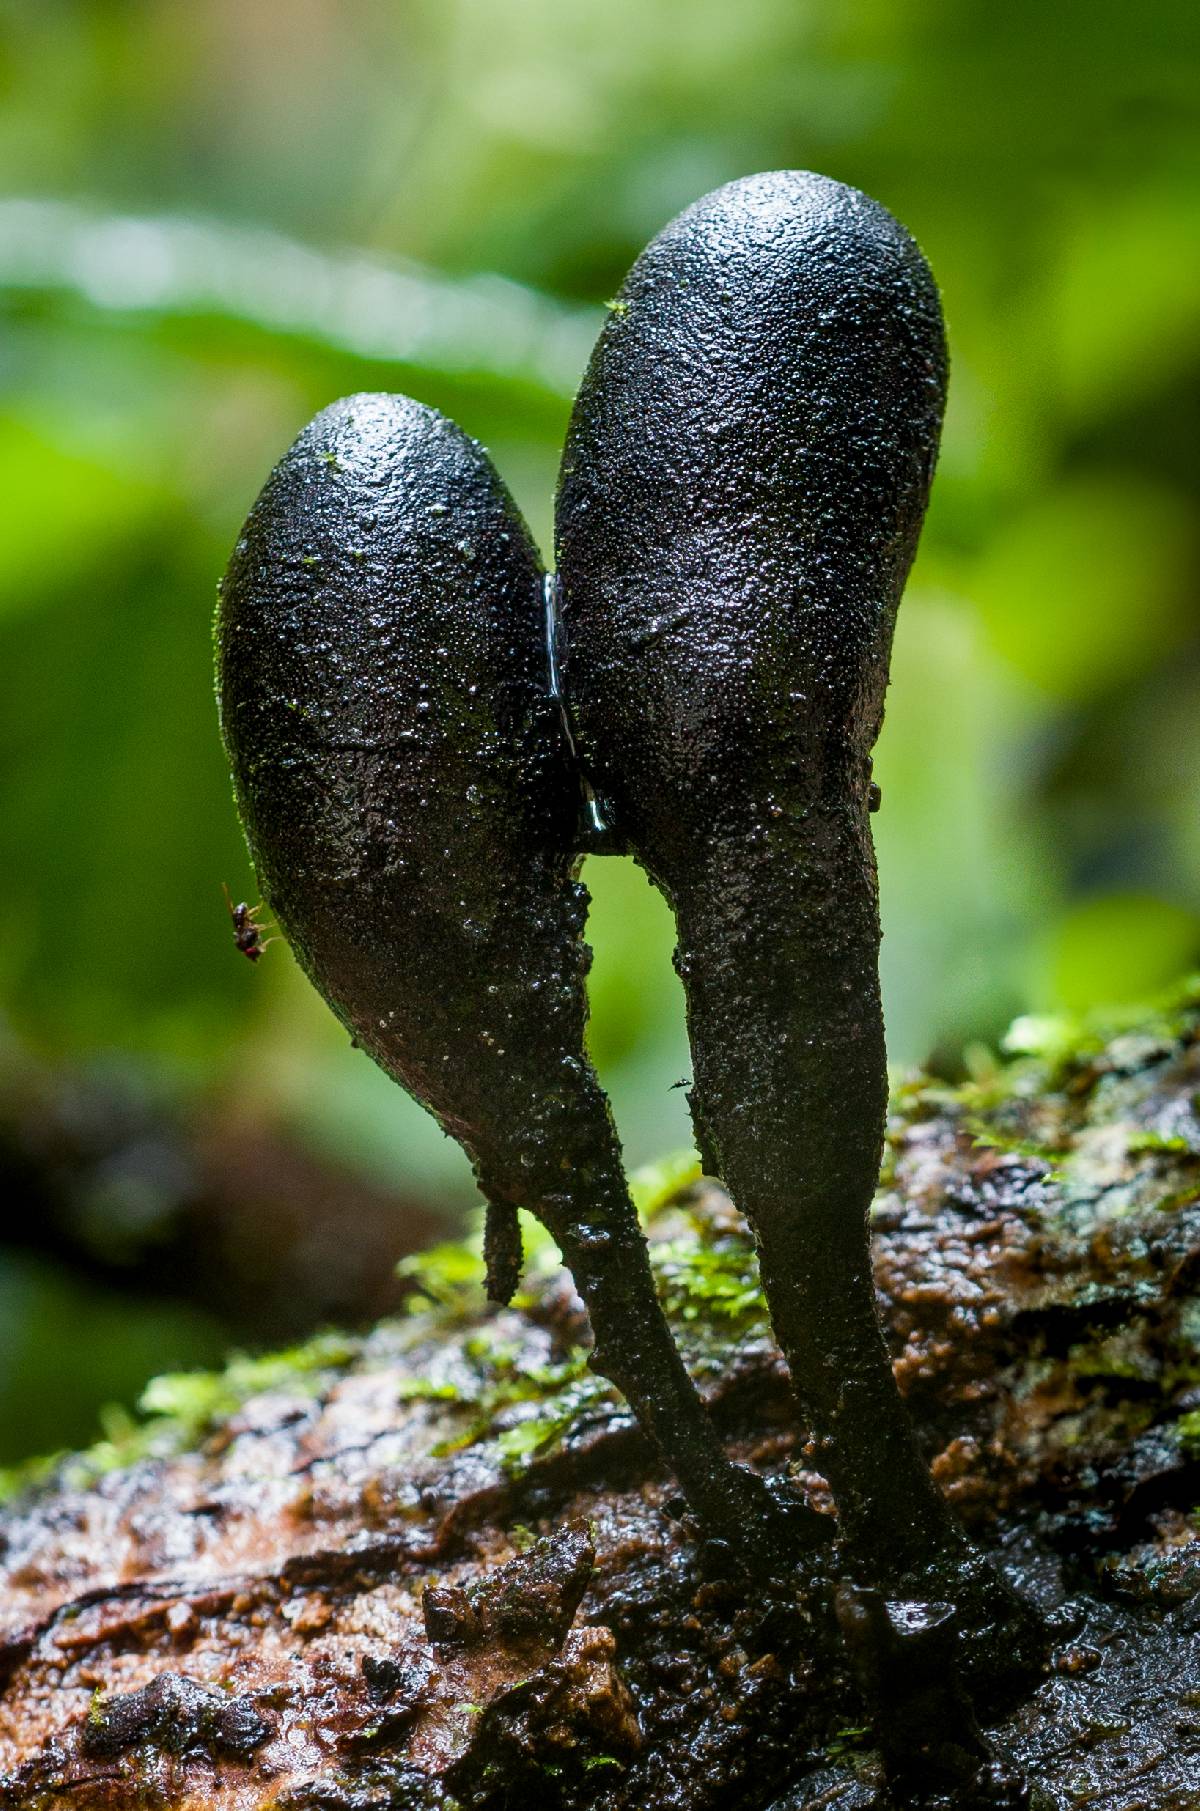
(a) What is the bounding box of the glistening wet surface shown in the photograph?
[1,991,1198,1809]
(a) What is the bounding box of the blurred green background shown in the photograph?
[0,0,1197,1466]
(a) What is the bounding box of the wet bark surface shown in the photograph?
[2,989,1199,1809]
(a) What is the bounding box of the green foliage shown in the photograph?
[394,1157,700,1322]
[962,1118,1067,1179]
[629,1151,703,1217]
[1,0,1197,1140]
[384,1155,753,1473]
[397,1233,497,1314]
[0,1249,229,1474]
[138,1332,360,1432]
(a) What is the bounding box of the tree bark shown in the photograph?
[2,990,1199,1810]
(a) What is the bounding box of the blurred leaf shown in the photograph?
[1054,186,1200,424]
[0,1251,225,1465]
[0,415,165,622]
[970,476,1195,699]
[1038,894,1200,1012]
[0,199,599,399]
[876,590,1047,1059]
[0,507,255,1060]
[581,856,696,1163]
[630,1151,702,1219]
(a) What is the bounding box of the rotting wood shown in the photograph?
[2,988,1199,1809]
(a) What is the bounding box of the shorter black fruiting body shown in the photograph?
[217,393,792,1564]
[555,173,1043,1680]
[219,396,578,1216]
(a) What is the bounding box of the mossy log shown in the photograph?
[2,989,1200,1810]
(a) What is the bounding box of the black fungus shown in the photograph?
[217,393,792,1565]
[555,172,1044,1687]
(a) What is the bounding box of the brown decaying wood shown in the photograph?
[2,999,1199,1809]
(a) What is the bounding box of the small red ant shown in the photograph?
[222,883,277,962]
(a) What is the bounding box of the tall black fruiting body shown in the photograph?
[216,394,788,1562]
[555,174,970,1590]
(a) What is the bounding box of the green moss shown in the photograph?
[1002,974,1200,1080]
[0,1448,64,1506]
[962,1115,1066,1176]
[1127,1130,1194,1156]
[826,1723,872,1762]
[630,1150,702,1218]
[425,1345,597,1470]
[0,1331,358,1507]
[1155,1184,1200,1214]
[139,1332,358,1430]
[653,1236,765,1330]
[395,1379,464,1404]
[1068,1331,1158,1385]
[376,1157,730,1474]
[493,1376,613,1475]
[397,1234,490,1313]
[395,1154,702,1321]
[1178,1410,1200,1456]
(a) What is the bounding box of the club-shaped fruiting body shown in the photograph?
[218,396,576,1212]
[555,172,1042,1675]
[216,393,795,1565]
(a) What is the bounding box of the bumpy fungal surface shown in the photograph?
[219,394,576,1193]
[557,171,946,854]
[216,394,787,1562]
[555,172,1030,1657]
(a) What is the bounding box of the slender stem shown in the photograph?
[478,1088,805,1571]
[671,796,958,1583]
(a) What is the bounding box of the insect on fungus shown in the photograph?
[222,883,275,962]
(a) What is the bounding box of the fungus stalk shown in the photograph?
[672,799,956,1577]
[493,1094,794,1566]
